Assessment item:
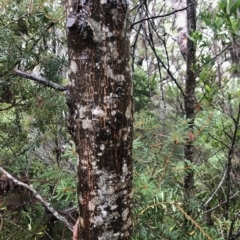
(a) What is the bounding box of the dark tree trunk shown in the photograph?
[65,1,133,239]
[183,0,196,220]
[171,0,196,221]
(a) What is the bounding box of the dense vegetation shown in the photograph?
[1,0,240,239]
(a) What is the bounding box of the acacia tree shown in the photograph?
[65,0,133,239]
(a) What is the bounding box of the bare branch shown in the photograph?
[202,168,227,208]
[203,191,240,215]
[0,167,73,232]
[14,69,67,92]
[131,3,193,28]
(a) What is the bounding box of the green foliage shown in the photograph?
[133,66,158,111]
[2,0,240,239]
[132,107,239,240]
[39,54,67,84]
[201,0,240,41]
[0,1,74,239]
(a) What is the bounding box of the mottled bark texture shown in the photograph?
[171,0,196,221]
[184,0,196,220]
[65,0,133,239]
[170,0,188,60]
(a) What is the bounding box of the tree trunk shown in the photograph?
[65,1,133,239]
[171,0,196,223]
[184,0,196,220]
[170,0,188,60]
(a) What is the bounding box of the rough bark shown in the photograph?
[170,0,188,60]
[65,1,133,239]
[184,0,196,220]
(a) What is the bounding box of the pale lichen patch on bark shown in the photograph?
[80,158,88,166]
[86,169,123,231]
[102,54,111,63]
[98,231,121,240]
[121,161,129,184]
[111,9,119,24]
[88,166,132,232]
[100,144,105,151]
[111,110,116,116]
[125,102,132,119]
[88,18,102,43]
[68,78,76,87]
[82,118,93,129]
[106,66,114,79]
[96,62,100,69]
[104,94,117,107]
[115,74,125,84]
[100,0,107,4]
[70,60,78,73]
[107,42,119,59]
[102,25,110,33]
[122,208,129,221]
[111,204,118,210]
[121,216,132,231]
[122,127,131,142]
[92,107,106,118]
[94,215,104,226]
[89,200,95,211]
[107,31,113,37]
[78,105,87,119]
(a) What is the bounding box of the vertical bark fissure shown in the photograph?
[65,1,133,239]
[184,0,196,221]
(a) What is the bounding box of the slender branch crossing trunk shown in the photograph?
[65,1,133,239]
